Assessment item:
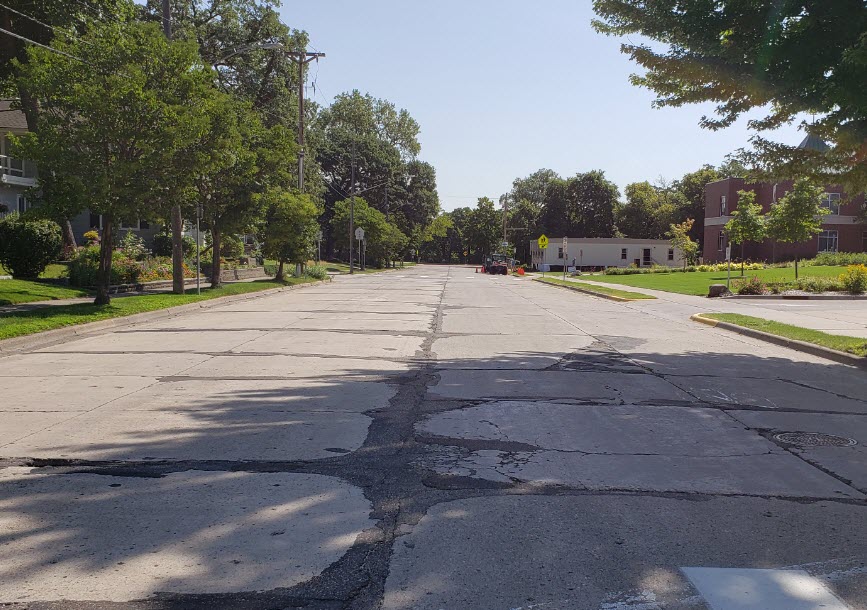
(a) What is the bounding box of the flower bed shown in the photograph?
[732,265,867,296]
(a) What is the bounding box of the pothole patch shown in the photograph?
[773,432,857,448]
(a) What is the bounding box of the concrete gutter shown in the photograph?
[690,313,867,371]
[534,278,649,303]
[0,279,327,355]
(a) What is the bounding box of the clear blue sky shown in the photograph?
[282,0,803,212]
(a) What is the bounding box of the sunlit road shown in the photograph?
[1,265,866,609]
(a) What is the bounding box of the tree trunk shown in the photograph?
[210,227,222,288]
[95,215,113,305]
[275,259,284,282]
[61,218,77,258]
[171,204,185,294]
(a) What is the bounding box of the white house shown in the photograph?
[530,237,684,270]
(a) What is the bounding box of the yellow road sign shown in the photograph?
[537,235,549,249]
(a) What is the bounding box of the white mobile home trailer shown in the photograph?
[530,238,684,270]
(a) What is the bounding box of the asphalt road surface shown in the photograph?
[1,265,866,609]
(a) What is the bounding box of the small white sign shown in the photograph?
[316,230,323,241]
[725,245,731,261]
[355,227,365,241]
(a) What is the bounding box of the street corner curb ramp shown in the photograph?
[690,313,867,371]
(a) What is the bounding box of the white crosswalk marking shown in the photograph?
[682,567,851,610]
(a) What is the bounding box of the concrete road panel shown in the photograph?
[2,409,372,461]
[0,352,211,378]
[432,335,595,369]
[41,330,267,354]
[0,468,373,602]
[383,496,867,610]
[729,410,867,492]
[233,330,424,359]
[418,402,779,457]
[108,378,397,414]
[428,369,693,403]
[180,354,411,379]
[0,375,156,412]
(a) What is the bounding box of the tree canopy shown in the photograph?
[592,1,867,193]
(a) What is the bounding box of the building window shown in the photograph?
[668,249,674,261]
[821,193,841,215]
[557,247,564,259]
[642,248,652,266]
[120,219,141,230]
[620,248,627,260]
[720,195,727,216]
[717,232,726,251]
[818,230,838,253]
[16,194,28,213]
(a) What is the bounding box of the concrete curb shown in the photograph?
[723,294,867,301]
[690,314,867,370]
[534,278,650,303]
[0,279,328,355]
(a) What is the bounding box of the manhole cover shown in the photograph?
[773,432,857,447]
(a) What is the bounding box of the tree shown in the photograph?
[313,90,423,254]
[616,181,686,239]
[259,189,319,280]
[330,197,407,268]
[592,1,867,193]
[725,191,766,275]
[12,21,214,304]
[465,197,501,262]
[765,179,828,279]
[197,98,295,287]
[667,219,699,269]
[419,213,454,263]
[674,166,721,246]
[0,0,130,252]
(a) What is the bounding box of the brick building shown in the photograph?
[703,139,866,263]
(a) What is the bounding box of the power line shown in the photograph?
[0,2,95,47]
[0,26,91,64]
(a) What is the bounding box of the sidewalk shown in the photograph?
[559,275,867,339]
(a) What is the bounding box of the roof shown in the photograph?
[0,100,28,131]
[798,133,830,153]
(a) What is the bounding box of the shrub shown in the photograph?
[813,252,867,267]
[733,276,766,295]
[83,229,100,245]
[152,231,197,257]
[0,214,63,278]
[220,234,244,260]
[839,264,867,295]
[304,264,329,280]
[119,230,147,260]
[797,276,841,294]
[68,246,141,286]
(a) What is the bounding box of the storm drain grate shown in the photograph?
[773,432,857,448]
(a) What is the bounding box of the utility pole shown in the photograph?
[286,50,325,192]
[162,0,185,295]
[349,147,356,274]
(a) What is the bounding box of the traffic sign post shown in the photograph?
[355,228,364,271]
[315,230,323,263]
[726,244,732,290]
[562,237,568,281]
[537,235,549,277]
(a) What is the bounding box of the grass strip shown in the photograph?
[536,277,656,300]
[701,313,867,358]
[0,279,91,305]
[0,278,319,341]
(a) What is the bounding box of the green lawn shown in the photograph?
[0,262,70,279]
[536,277,656,300]
[701,313,867,358]
[0,279,91,306]
[589,266,845,296]
[0,278,319,341]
